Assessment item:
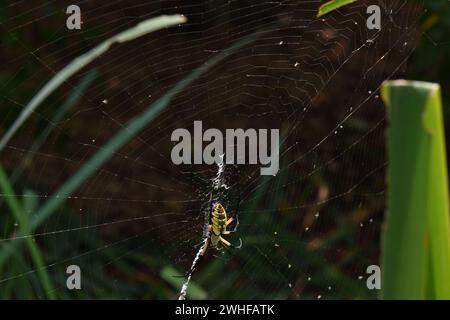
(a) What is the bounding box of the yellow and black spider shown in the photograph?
[199,202,240,256]
[180,200,241,278]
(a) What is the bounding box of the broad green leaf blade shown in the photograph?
[317,0,357,17]
[0,15,186,153]
[422,83,450,299]
[381,80,450,299]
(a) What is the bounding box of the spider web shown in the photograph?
[0,0,425,299]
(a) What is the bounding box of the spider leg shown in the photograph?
[199,238,210,257]
[218,237,243,259]
[219,236,231,247]
[225,217,240,234]
[221,236,242,250]
[234,237,243,249]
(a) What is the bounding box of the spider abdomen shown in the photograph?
[211,203,227,236]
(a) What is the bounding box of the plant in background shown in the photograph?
[381,80,450,299]
[317,0,358,17]
[319,0,450,300]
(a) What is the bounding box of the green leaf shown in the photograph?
[317,0,358,17]
[381,80,450,299]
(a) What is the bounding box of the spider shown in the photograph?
[199,202,241,256]
[180,199,242,278]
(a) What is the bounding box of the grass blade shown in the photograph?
[317,0,357,17]
[0,165,55,299]
[381,80,450,299]
[0,15,187,153]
